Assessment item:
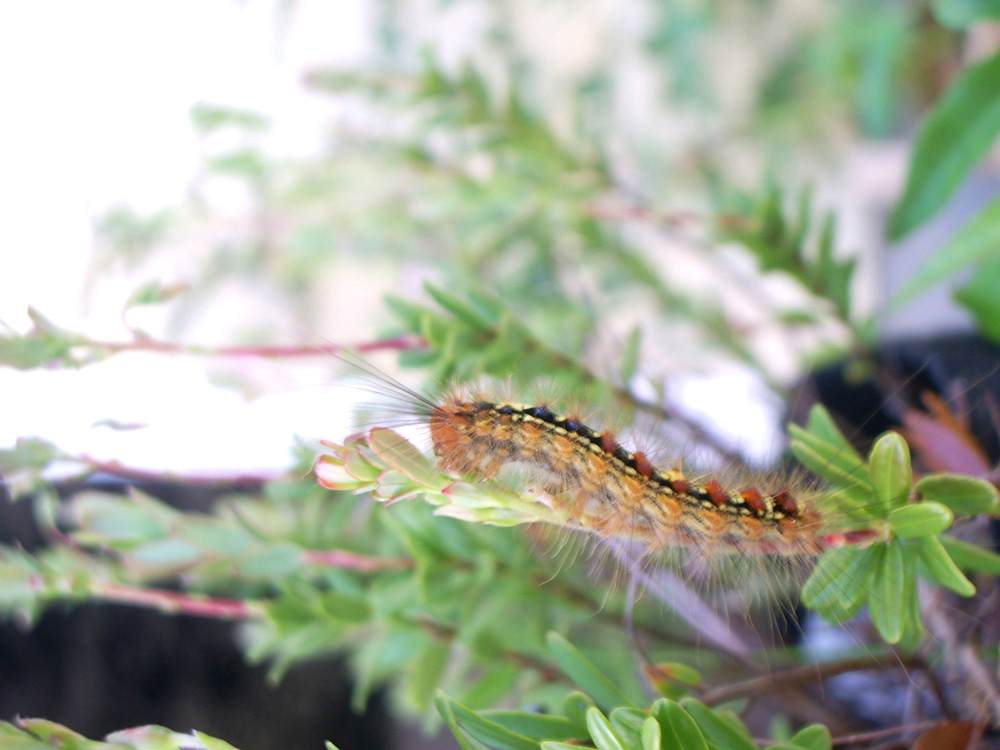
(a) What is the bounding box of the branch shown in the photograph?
[699,653,922,706]
[87,334,424,358]
[302,549,412,572]
[89,582,262,619]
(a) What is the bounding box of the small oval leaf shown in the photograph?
[788,724,832,750]
[586,708,626,750]
[918,536,976,597]
[868,432,912,514]
[916,473,1000,515]
[888,502,954,538]
[678,699,757,750]
[871,541,906,643]
[652,699,709,750]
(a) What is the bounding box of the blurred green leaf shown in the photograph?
[190,103,270,133]
[889,48,1000,239]
[955,253,1000,344]
[546,633,637,713]
[585,708,625,750]
[478,712,585,743]
[408,641,451,711]
[870,541,906,643]
[609,708,646,748]
[933,0,1000,27]
[641,717,661,750]
[917,536,976,596]
[678,699,756,750]
[439,693,542,750]
[941,535,1000,574]
[887,502,953,538]
[802,545,882,623]
[124,280,189,310]
[652,699,708,750]
[916,473,1000,514]
[0,438,60,474]
[368,429,448,490]
[868,432,912,514]
[787,724,832,750]
[789,406,871,495]
[894,193,1000,307]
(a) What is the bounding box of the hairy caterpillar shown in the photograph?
[322,355,842,566]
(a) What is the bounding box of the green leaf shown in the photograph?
[805,405,866,466]
[190,102,270,133]
[437,693,540,750]
[889,47,1000,239]
[127,538,202,566]
[425,284,494,330]
[177,523,256,555]
[895,193,1000,307]
[955,253,1000,344]
[561,692,595,734]
[408,641,451,711]
[546,633,637,712]
[802,545,883,623]
[917,473,1000,515]
[787,724,832,750]
[236,544,304,578]
[609,709,647,749]
[124,280,189,310]
[652,700,708,750]
[479,712,585,743]
[868,432,912,513]
[585,709,625,750]
[678,699,756,750]
[641,717,662,750]
[941,535,1000,574]
[917,536,976,596]
[368,429,448,490]
[900,545,926,646]
[436,693,493,750]
[72,495,169,542]
[887,502,954,538]
[788,415,871,495]
[0,437,60,473]
[933,0,1000,28]
[870,541,906,643]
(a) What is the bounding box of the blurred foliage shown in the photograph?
[5,1,1000,749]
[0,719,243,750]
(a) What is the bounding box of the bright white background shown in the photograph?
[0,2,369,475]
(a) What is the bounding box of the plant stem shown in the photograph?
[91,582,262,619]
[302,549,412,572]
[699,653,922,706]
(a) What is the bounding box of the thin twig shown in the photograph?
[85,334,423,358]
[302,549,412,572]
[829,719,940,746]
[700,653,922,706]
[92,582,261,619]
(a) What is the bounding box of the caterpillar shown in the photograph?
[427,391,824,559]
[324,354,835,565]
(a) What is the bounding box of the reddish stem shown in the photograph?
[94,582,259,619]
[89,334,424,358]
[302,549,412,572]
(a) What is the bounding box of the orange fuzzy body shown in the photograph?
[428,395,823,558]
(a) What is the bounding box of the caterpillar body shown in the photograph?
[329,355,833,566]
[429,392,824,559]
